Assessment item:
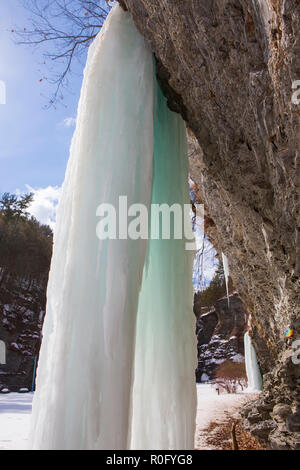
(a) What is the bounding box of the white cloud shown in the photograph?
[62,117,76,128]
[25,185,61,230]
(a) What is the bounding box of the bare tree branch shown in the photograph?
[13,0,112,107]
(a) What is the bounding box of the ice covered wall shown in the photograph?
[244,332,263,392]
[131,84,197,450]
[30,6,155,450]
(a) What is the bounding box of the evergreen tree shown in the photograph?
[0,193,53,283]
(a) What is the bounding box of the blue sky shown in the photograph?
[0,1,85,202]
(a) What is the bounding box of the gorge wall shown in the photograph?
[119,0,300,449]
[195,295,247,383]
[0,273,45,392]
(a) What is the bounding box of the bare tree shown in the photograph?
[213,360,247,394]
[13,0,112,106]
[193,235,218,292]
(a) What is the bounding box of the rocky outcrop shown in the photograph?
[119,0,300,449]
[195,295,247,382]
[0,273,45,392]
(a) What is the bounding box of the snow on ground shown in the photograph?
[0,387,257,450]
[0,393,33,450]
[195,384,259,450]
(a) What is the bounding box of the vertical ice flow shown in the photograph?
[30,4,197,450]
[244,332,263,392]
[131,84,197,450]
[30,6,155,450]
[222,252,230,308]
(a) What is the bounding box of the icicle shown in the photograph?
[244,332,263,392]
[222,252,230,308]
[30,5,155,450]
[130,83,197,450]
[0,340,6,365]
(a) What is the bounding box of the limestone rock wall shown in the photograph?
[0,273,45,392]
[195,295,248,382]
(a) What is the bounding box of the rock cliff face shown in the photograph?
[0,273,45,392]
[195,295,247,382]
[119,0,300,449]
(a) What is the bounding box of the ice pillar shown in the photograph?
[130,84,197,450]
[244,332,263,392]
[30,6,154,450]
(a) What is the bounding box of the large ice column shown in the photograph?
[30,5,154,450]
[244,332,263,392]
[130,83,197,450]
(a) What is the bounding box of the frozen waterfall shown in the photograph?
[244,332,263,392]
[30,5,196,450]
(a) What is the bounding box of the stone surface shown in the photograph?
[286,411,300,432]
[119,0,300,449]
[271,403,292,422]
[0,274,45,392]
[195,294,247,382]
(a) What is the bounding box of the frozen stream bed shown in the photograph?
[0,386,258,450]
